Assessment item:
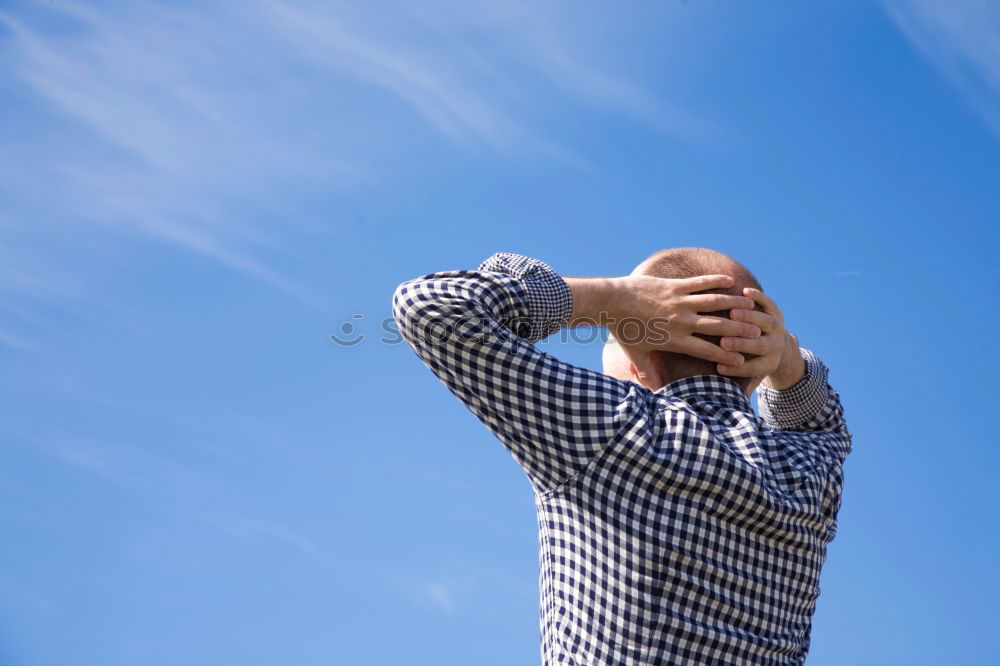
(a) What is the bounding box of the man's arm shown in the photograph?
[392,253,757,493]
[758,337,849,436]
[717,289,851,462]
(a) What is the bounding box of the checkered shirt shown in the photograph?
[393,253,852,666]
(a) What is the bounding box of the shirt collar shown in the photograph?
[655,374,752,409]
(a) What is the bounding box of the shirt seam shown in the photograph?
[536,386,650,500]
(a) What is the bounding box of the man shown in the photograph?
[393,249,851,665]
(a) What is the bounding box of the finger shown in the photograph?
[719,335,781,355]
[677,337,745,366]
[743,288,781,318]
[730,308,778,334]
[674,274,734,294]
[692,316,760,339]
[717,356,779,378]
[684,293,755,312]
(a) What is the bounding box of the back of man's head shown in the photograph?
[632,248,763,392]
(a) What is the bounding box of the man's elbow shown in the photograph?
[392,275,484,351]
[392,278,449,346]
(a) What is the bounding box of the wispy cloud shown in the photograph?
[886,0,1000,138]
[422,581,458,613]
[0,0,690,327]
[6,423,196,494]
[200,511,339,571]
[390,575,465,614]
[6,419,340,573]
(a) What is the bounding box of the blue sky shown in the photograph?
[1,1,998,664]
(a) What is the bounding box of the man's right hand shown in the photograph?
[766,331,806,390]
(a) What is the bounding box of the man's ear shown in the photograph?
[602,339,633,381]
[627,352,663,391]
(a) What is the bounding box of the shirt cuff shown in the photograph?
[478,252,572,342]
[757,348,828,429]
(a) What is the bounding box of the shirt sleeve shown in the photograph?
[392,252,643,493]
[756,347,852,462]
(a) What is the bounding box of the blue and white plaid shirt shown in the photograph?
[393,253,851,665]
